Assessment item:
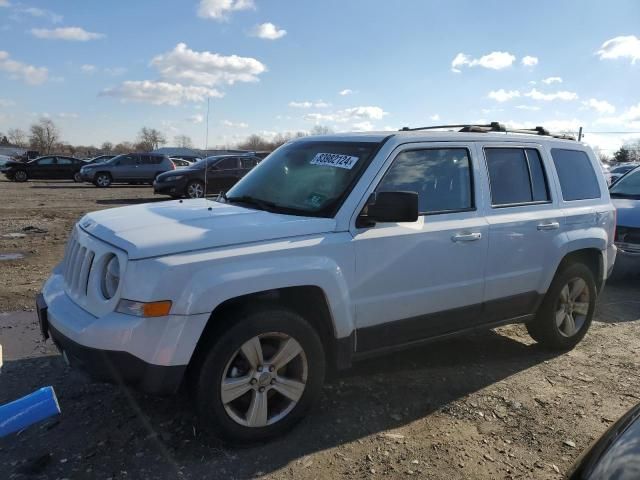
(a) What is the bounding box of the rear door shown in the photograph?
[55,157,75,179]
[210,157,240,192]
[480,143,564,318]
[240,156,259,178]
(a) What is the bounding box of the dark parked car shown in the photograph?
[84,154,116,165]
[154,154,260,198]
[568,402,640,479]
[79,152,175,187]
[609,165,640,277]
[3,155,84,182]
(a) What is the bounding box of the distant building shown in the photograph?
[152,147,259,158]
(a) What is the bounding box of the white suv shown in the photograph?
[37,123,617,443]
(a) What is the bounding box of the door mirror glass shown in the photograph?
[360,191,419,225]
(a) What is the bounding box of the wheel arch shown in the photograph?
[553,247,604,293]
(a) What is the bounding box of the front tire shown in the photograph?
[94,173,112,188]
[526,263,597,350]
[194,307,326,444]
[186,180,205,198]
[73,172,82,183]
[14,170,28,182]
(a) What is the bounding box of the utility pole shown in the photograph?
[205,96,210,150]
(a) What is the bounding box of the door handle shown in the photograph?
[537,221,560,231]
[451,232,482,242]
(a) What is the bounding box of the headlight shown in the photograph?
[101,254,120,299]
[164,175,184,181]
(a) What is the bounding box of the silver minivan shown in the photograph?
[79,153,175,187]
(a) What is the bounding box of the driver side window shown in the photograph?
[37,157,56,165]
[376,148,474,215]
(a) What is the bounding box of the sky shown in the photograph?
[1,0,640,154]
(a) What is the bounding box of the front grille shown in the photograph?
[63,234,95,297]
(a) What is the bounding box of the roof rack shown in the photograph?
[399,121,576,140]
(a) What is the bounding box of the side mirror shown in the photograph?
[358,191,419,227]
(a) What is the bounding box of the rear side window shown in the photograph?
[57,157,72,165]
[485,148,550,206]
[216,157,238,170]
[550,149,601,201]
[241,157,258,169]
[376,148,473,214]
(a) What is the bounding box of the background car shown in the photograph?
[609,165,640,278]
[83,154,116,165]
[0,154,12,173]
[169,154,201,163]
[154,154,260,198]
[169,158,192,169]
[609,163,639,185]
[79,152,175,187]
[3,155,84,182]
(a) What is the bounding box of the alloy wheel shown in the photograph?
[74,172,82,182]
[220,332,308,428]
[187,182,204,198]
[14,171,27,182]
[96,175,110,187]
[555,277,590,337]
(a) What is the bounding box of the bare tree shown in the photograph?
[137,127,166,151]
[7,128,27,147]
[238,134,270,151]
[101,141,114,152]
[29,118,60,154]
[310,125,333,135]
[113,142,134,154]
[174,134,193,149]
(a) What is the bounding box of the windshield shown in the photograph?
[224,140,381,217]
[610,168,640,198]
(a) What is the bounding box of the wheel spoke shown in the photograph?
[569,279,586,301]
[240,337,264,369]
[270,338,302,370]
[246,390,268,427]
[573,301,589,316]
[563,313,576,336]
[560,285,570,302]
[555,309,566,328]
[273,376,305,402]
[220,376,253,404]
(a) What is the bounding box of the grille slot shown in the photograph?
[63,234,95,298]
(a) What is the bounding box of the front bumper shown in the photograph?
[153,178,187,196]
[612,242,640,276]
[39,269,209,395]
[79,171,96,182]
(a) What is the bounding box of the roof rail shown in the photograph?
[399,121,576,140]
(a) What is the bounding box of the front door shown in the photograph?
[30,156,57,179]
[351,143,489,352]
[113,154,138,181]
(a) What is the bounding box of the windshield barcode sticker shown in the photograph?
[310,153,359,170]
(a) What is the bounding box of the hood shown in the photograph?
[612,198,640,228]
[79,199,337,259]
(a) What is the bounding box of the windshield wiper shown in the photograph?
[225,195,279,212]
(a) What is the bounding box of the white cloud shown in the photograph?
[222,120,249,128]
[487,89,521,102]
[57,112,79,119]
[595,102,640,129]
[81,64,96,74]
[304,105,388,123]
[524,88,578,101]
[339,89,353,96]
[521,55,538,67]
[515,105,541,111]
[352,121,375,131]
[104,67,127,76]
[100,81,222,106]
[21,7,62,23]
[187,114,204,124]
[0,1,10,7]
[289,100,330,108]
[582,98,615,115]
[30,27,104,41]
[0,98,15,107]
[251,22,286,40]
[430,114,440,121]
[0,50,48,85]
[197,0,254,20]
[451,51,516,72]
[542,76,562,85]
[151,43,266,87]
[543,119,582,133]
[596,35,640,64]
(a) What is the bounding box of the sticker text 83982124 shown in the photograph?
[310,153,360,170]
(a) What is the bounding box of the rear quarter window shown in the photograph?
[550,149,601,201]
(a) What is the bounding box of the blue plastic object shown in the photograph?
[0,386,61,437]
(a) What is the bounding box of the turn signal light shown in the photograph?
[116,299,172,317]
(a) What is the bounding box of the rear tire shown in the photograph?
[73,172,82,183]
[14,170,28,182]
[94,173,112,188]
[526,263,596,350]
[193,307,325,444]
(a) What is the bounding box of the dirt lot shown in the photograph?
[1,178,639,480]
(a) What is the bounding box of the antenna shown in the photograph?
[204,96,210,203]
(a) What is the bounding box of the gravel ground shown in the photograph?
[1,178,639,480]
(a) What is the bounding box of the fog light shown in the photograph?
[116,299,172,317]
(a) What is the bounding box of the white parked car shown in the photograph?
[37,123,617,443]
